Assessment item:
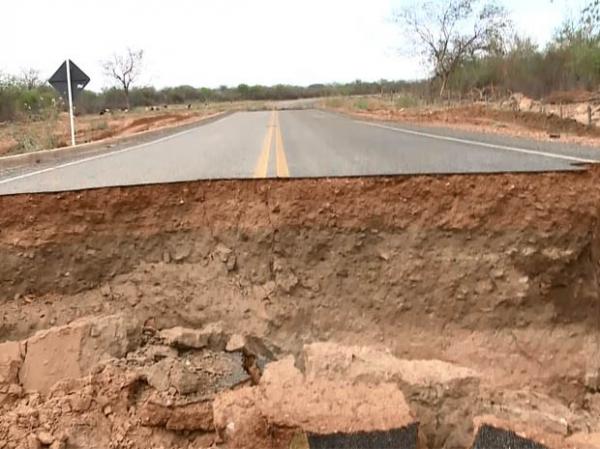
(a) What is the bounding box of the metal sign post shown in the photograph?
[49,59,90,147]
[65,59,76,146]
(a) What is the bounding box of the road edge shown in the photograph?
[0,111,234,172]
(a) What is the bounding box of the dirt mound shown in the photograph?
[2,170,600,447]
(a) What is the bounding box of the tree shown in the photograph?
[19,68,41,90]
[584,0,600,30]
[102,48,144,109]
[396,0,510,97]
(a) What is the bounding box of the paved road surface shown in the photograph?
[1,109,599,195]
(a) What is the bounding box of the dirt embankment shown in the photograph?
[1,171,600,448]
[327,97,600,147]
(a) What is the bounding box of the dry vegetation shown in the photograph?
[323,94,600,147]
[0,101,268,157]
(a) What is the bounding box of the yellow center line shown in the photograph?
[274,111,290,178]
[253,110,275,178]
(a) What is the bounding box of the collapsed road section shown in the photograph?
[1,170,600,448]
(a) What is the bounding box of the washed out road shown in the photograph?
[0,109,599,195]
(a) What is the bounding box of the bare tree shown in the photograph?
[585,0,600,25]
[20,68,41,90]
[102,48,144,109]
[396,0,509,97]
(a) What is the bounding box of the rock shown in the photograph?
[226,334,246,353]
[303,342,478,386]
[49,442,65,449]
[172,244,192,262]
[20,315,140,394]
[213,387,267,449]
[259,357,416,435]
[0,341,23,385]
[143,359,199,394]
[213,356,418,448]
[144,359,173,392]
[160,322,226,350]
[36,431,54,445]
[169,361,199,395]
[225,334,275,371]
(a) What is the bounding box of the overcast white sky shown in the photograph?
[0,0,587,91]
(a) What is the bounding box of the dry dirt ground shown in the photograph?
[2,170,600,448]
[0,110,211,157]
[0,101,268,157]
[326,97,600,148]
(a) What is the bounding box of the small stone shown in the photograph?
[491,268,505,279]
[160,323,226,350]
[226,256,237,272]
[103,405,113,416]
[37,431,54,445]
[49,441,66,449]
[160,327,209,349]
[226,334,246,353]
[169,362,199,395]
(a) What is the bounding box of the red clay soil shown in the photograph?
[1,170,600,448]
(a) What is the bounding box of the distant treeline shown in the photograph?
[0,78,417,121]
[77,80,422,113]
[3,17,600,123]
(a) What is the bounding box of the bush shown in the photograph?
[354,99,370,110]
[394,94,419,108]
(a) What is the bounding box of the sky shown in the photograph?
[0,0,589,91]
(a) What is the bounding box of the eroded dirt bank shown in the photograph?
[1,171,600,448]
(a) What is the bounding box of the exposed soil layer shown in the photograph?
[1,170,600,448]
[0,109,215,157]
[335,103,600,147]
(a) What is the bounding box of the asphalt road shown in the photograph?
[1,109,599,195]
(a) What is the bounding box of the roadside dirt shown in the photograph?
[2,170,600,448]
[330,102,600,148]
[0,109,216,157]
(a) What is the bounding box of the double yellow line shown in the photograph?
[253,110,290,178]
